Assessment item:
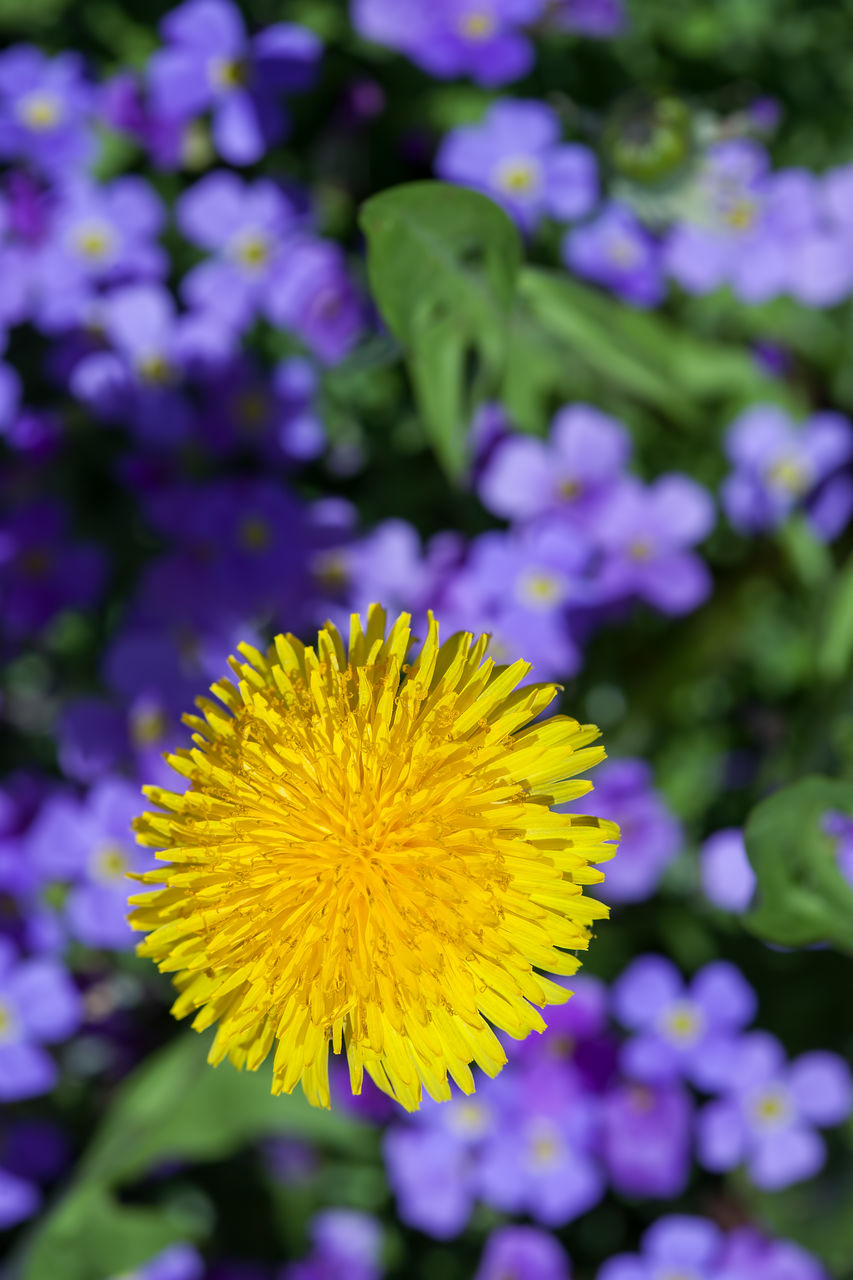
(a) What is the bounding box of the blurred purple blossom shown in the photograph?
[564,203,665,307]
[147,0,321,165]
[436,99,598,231]
[0,938,81,1100]
[0,46,95,176]
[700,828,757,912]
[601,1079,693,1197]
[578,759,681,904]
[475,1226,571,1280]
[697,1031,852,1190]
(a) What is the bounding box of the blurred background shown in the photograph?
[2,1,853,1277]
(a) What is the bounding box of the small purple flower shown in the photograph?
[265,237,364,365]
[593,474,715,616]
[721,405,853,541]
[354,0,546,87]
[564,203,665,307]
[177,171,299,332]
[475,1067,605,1226]
[700,828,757,912]
[0,499,107,648]
[109,1244,205,1280]
[719,1226,828,1280]
[550,0,626,36]
[198,355,324,462]
[27,779,157,950]
[0,939,81,1101]
[576,759,681,904]
[612,954,757,1086]
[697,1031,852,1190]
[477,403,630,523]
[475,1226,571,1280]
[598,1216,723,1280]
[32,177,167,334]
[384,1121,476,1239]
[436,99,598,231]
[281,1210,383,1280]
[0,1168,40,1230]
[823,811,853,890]
[601,1081,693,1198]
[0,46,95,175]
[147,0,321,165]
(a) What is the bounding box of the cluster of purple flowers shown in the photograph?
[353,0,625,87]
[382,960,851,1239]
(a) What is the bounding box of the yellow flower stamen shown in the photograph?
[130,606,617,1110]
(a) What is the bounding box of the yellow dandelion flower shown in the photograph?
[129,606,618,1111]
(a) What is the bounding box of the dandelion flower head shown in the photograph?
[130,607,618,1110]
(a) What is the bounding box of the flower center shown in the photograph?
[495,156,542,197]
[629,537,653,561]
[518,570,565,608]
[21,547,50,579]
[18,92,63,131]
[235,390,268,430]
[131,703,167,747]
[92,843,129,883]
[459,9,496,39]
[210,57,248,90]
[74,222,115,262]
[313,550,350,593]
[607,234,640,267]
[767,456,810,496]
[0,1001,16,1042]
[559,477,582,501]
[137,353,173,386]
[660,999,704,1045]
[239,515,271,551]
[529,1124,562,1168]
[752,1086,791,1128]
[449,1100,490,1138]
[232,231,271,271]
[723,197,757,232]
[546,1032,575,1059]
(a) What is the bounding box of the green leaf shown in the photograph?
[506,269,791,434]
[360,181,521,476]
[81,1030,371,1186]
[20,1032,372,1280]
[744,776,853,951]
[20,1188,198,1280]
[819,549,853,681]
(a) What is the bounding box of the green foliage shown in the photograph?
[360,181,522,478]
[744,777,853,952]
[19,1032,371,1280]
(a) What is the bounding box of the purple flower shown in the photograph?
[99,71,191,171]
[719,1226,828,1280]
[384,1121,477,1238]
[0,1168,40,1230]
[0,499,107,648]
[281,1210,383,1280]
[475,1226,571,1280]
[474,1066,606,1226]
[436,99,597,232]
[0,939,81,1101]
[177,171,299,332]
[198,355,324,462]
[265,237,364,365]
[612,955,757,1086]
[477,403,630,523]
[598,1216,723,1280]
[354,0,546,87]
[593,474,715,615]
[550,0,626,36]
[515,974,613,1087]
[438,524,589,678]
[700,828,757,912]
[27,779,157,950]
[823,811,853,889]
[575,759,681,904]
[721,405,853,541]
[697,1031,852,1190]
[601,1081,693,1198]
[109,1245,205,1280]
[147,0,321,165]
[0,46,95,175]
[564,203,665,307]
[32,178,167,334]
[70,282,233,446]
